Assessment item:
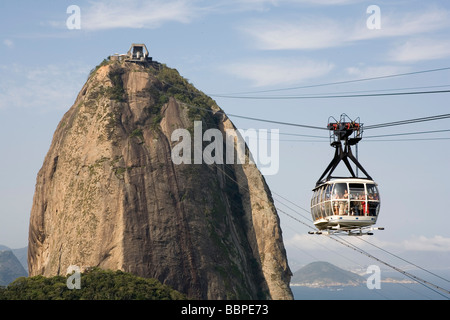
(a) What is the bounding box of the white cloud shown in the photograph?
[389,38,450,63]
[3,39,14,48]
[0,63,90,110]
[222,58,334,87]
[187,0,360,16]
[285,233,341,251]
[398,235,450,252]
[345,65,411,79]
[286,233,450,253]
[292,0,362,5]
[352,7,450,41]
[82,0,202,30]
[232,0,280,7]
[235,0,360,7]
[241,17,347,50]
[241,7,450,51]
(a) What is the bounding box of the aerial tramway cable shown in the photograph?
[270,179,450,298]
[355,236,450,285]
[365,113,450,130]
[207,66,450,96]
[200,138,450,299]
[178,101,328,130]
[177,96,450,299]
[161,66,450,98]
[180,100,450,136]
[273,191,450,298]
[278,200,450,299]
[328,235,450,299]
[209,89,450,100]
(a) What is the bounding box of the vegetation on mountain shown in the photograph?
[0,268,186,300]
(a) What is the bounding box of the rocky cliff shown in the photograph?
[28,57,292,300]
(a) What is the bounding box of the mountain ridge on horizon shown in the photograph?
[291,261,365,288]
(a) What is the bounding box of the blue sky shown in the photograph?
[1,0,450,277]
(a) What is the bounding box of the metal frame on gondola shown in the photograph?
[310,114,383,235]
[316,114,371,186]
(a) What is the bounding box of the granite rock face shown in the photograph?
[28,59,292,300]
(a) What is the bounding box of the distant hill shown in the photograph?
[0,250,27,286]
[0,245,28,273]
[11,247,28,273]
[291,261,365,288]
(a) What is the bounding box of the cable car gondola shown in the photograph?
[310,114,383,235]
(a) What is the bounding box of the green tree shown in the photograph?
[0,268,186,300]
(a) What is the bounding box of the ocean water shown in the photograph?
[291,269,450,300]
[291,283,447,300]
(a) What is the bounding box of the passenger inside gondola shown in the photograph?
[350,197,363,216]
[368,202,379,216]
[332,183,348,215]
